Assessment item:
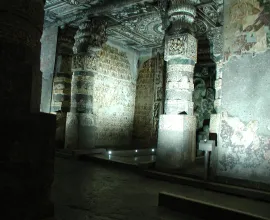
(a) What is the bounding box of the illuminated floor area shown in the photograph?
[88,154,156,167]
[86,152,205,179]
[56,148,157,168]
[52,158,270,220]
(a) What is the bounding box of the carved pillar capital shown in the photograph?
[57,25,76,55]
[73,17,107,54]
[164,33,197,62]
[167,0,198,34]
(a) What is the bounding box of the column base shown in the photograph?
[1,113,56,219]
[156,114,196,170]
[65,112,96,149]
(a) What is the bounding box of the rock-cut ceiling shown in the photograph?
[44,0,223,51]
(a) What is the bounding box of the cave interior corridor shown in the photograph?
[1,0,270,219]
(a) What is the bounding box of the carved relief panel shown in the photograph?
[193,65,216,129]
[133,57,155,145]
[133,52,164,146]
[152,52,165,141]
[93,44,136,146]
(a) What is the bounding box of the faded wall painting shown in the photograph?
[218,113,270,184]
[152,53,164,143]
[133,57,155,146]
[217,49,270,185]
[93,44,136,147]
[224,0,270,60]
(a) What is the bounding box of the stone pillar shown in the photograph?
[156,0,198,170]
[51,26,76,149]
[65,17,107,149]
[51,25,76,112]
[0,0,55,219]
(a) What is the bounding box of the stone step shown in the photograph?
[145,170,270,203]
[158,192,270,220]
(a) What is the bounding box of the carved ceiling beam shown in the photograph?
[59,0,85,5]
[59,0,102,6]
[82,0,153,17]
[44,0,224,51]
[44,10,64,27]
[47,0,150,29]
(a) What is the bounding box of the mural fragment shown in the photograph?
[224,0,270,60]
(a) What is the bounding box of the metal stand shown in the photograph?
[199,140,215,181]
[204,151,210,181]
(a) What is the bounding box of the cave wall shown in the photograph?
[153,52,165,144]
[133,57,155,146]
[216,0,270,186]
[193,65,216,130]
[133,50,164,147]
[40,25,58,113]
[93,43,138,147]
